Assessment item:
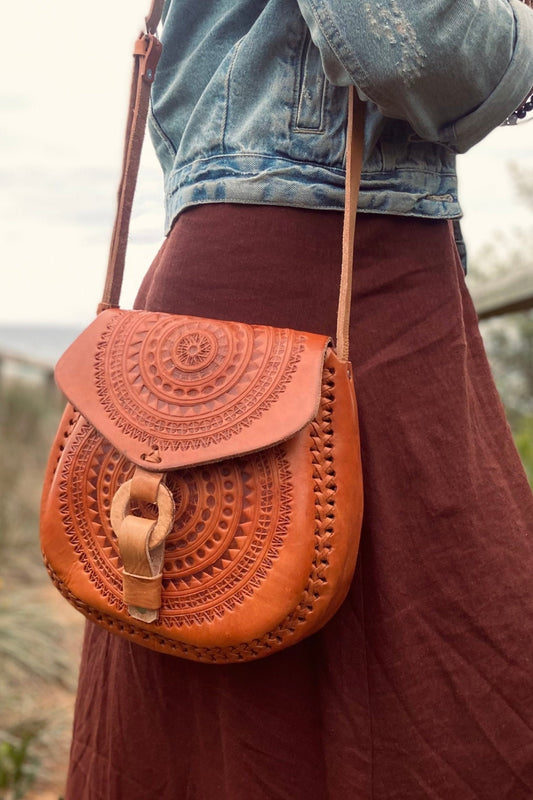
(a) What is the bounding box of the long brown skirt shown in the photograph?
[65,207,533,799]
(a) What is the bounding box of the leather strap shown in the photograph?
[98,4,365,360]
[337,88,364,361]
[98,6,164,314]
[145,0,165,33]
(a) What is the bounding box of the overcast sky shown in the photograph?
[1,0,531,325]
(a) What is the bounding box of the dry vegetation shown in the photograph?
[0,379,84,800]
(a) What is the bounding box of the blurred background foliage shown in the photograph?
[469,166,533,483]
[0,382,82,799]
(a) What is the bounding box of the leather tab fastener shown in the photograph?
[123,570,163,612]
[96,301,117,315]
[110,469,175,623]
[133,32,162,85]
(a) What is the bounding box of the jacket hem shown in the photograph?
[163,154,461,233]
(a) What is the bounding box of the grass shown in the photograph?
[0,379,83,799]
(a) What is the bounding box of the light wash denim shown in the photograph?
[149,0,533,234]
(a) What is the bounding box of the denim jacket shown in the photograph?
[149,0,533,234]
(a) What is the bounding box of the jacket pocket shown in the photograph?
[294,32,326,133]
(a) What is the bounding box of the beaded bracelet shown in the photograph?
[502,89,533,125]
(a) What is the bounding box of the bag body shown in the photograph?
[40,309,363,663]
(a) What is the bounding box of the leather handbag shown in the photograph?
[40,0,365,664]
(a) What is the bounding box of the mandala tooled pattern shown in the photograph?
[57,417,293,625]
[47,366,339,662]
[93,313,304,449]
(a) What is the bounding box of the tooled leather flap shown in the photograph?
[55,309,331,471]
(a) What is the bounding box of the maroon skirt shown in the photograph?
[66,207,533,799]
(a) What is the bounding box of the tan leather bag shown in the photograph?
[40,2,365,664]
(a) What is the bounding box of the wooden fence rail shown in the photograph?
[0,350,56,387]
[471,267,533,320]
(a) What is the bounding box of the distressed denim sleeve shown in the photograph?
[296,0,533,152]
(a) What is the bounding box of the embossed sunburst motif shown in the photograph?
[92,312,305,449]
[173,331,216,371]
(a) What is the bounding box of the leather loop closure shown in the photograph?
[111,468,175,621]
[111,471,175,549]
[131,467,163,505]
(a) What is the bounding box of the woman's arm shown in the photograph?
[296,0,533,151]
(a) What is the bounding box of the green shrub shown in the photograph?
[0,380,62,568]
[513,415,533,486]
[0,380,77,798]
[0,725,41,800]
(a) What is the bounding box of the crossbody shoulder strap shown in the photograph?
[98,2,364,361]
[337,88,364,360]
